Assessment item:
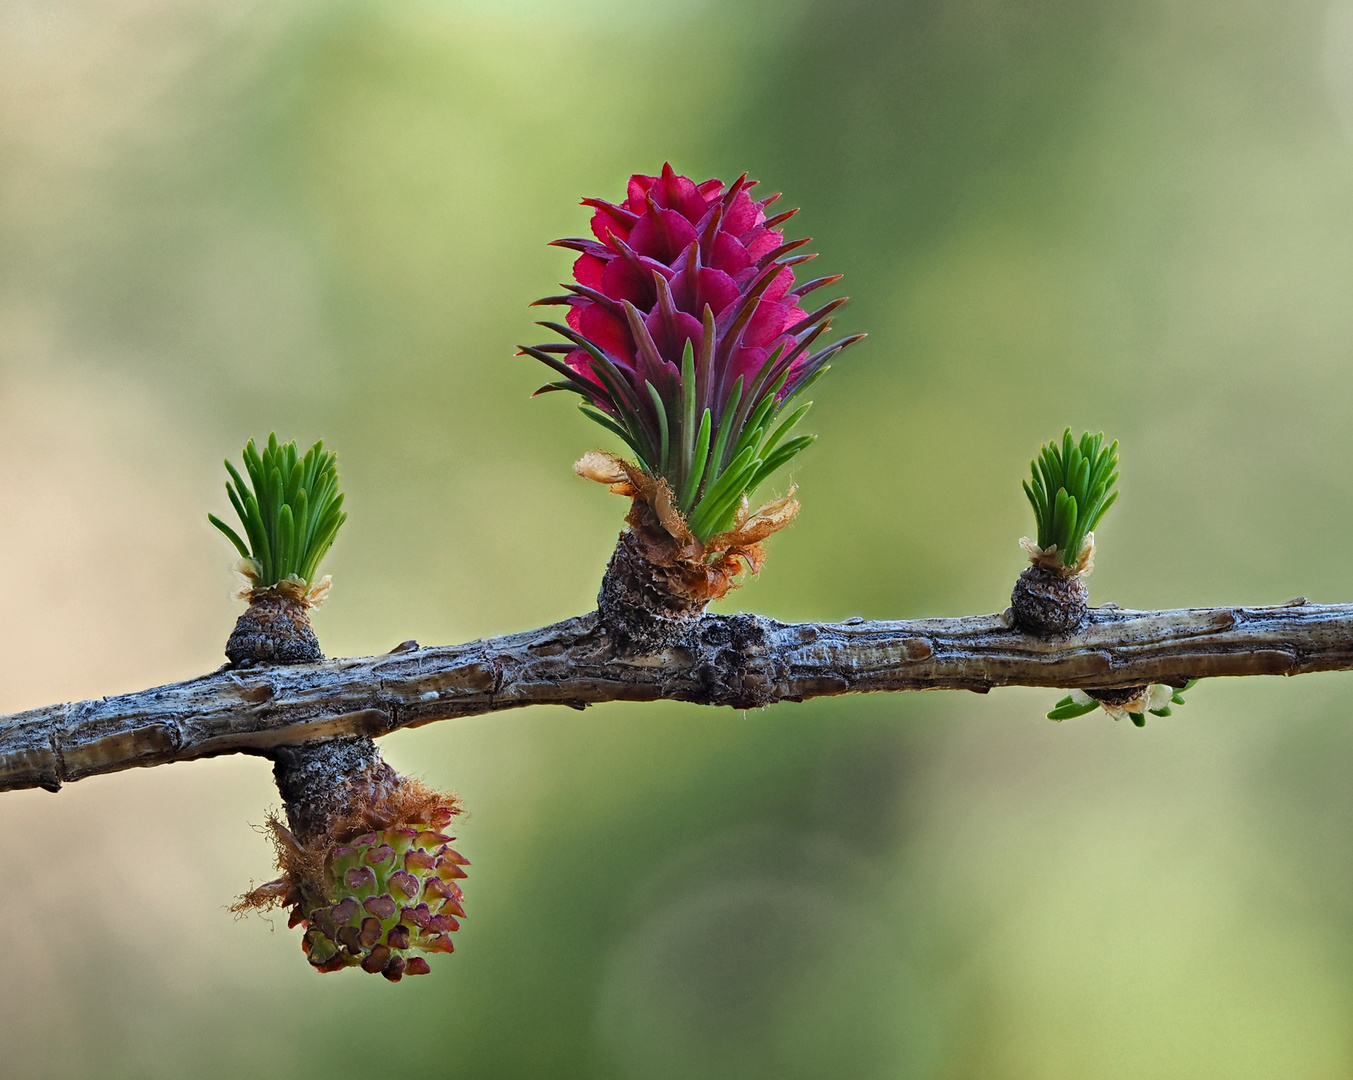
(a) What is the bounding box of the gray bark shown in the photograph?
[1,599,1347,793]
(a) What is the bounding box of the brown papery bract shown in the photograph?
[576,450,799,605]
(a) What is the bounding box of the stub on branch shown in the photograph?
[1011,535,1094,636]
[226,572,330,665]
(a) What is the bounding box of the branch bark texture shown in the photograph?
[2,600,1348,793]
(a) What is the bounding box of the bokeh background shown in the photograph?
[4,0,1353,1075]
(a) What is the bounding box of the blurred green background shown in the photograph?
[4,0,1353,1075]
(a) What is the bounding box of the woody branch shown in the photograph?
[1,597,1345,794]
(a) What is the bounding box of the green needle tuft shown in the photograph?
[1046,680,1200,724]
[209,434,347,589]
[1023,428,1119,570]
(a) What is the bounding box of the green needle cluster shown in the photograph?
[1023,429,1119,569]
[639,339,822,542]
[208,434,347,589]
[1048,680,1198,726]
[530,326,847,543]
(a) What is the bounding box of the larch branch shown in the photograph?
[2,599,1348,793]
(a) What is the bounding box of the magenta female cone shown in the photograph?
[525,165,862,649]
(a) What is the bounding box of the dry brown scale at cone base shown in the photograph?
[580,451,799,653]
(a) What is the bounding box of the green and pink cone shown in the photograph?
[293,808,467,978]
[238,767,468,982]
